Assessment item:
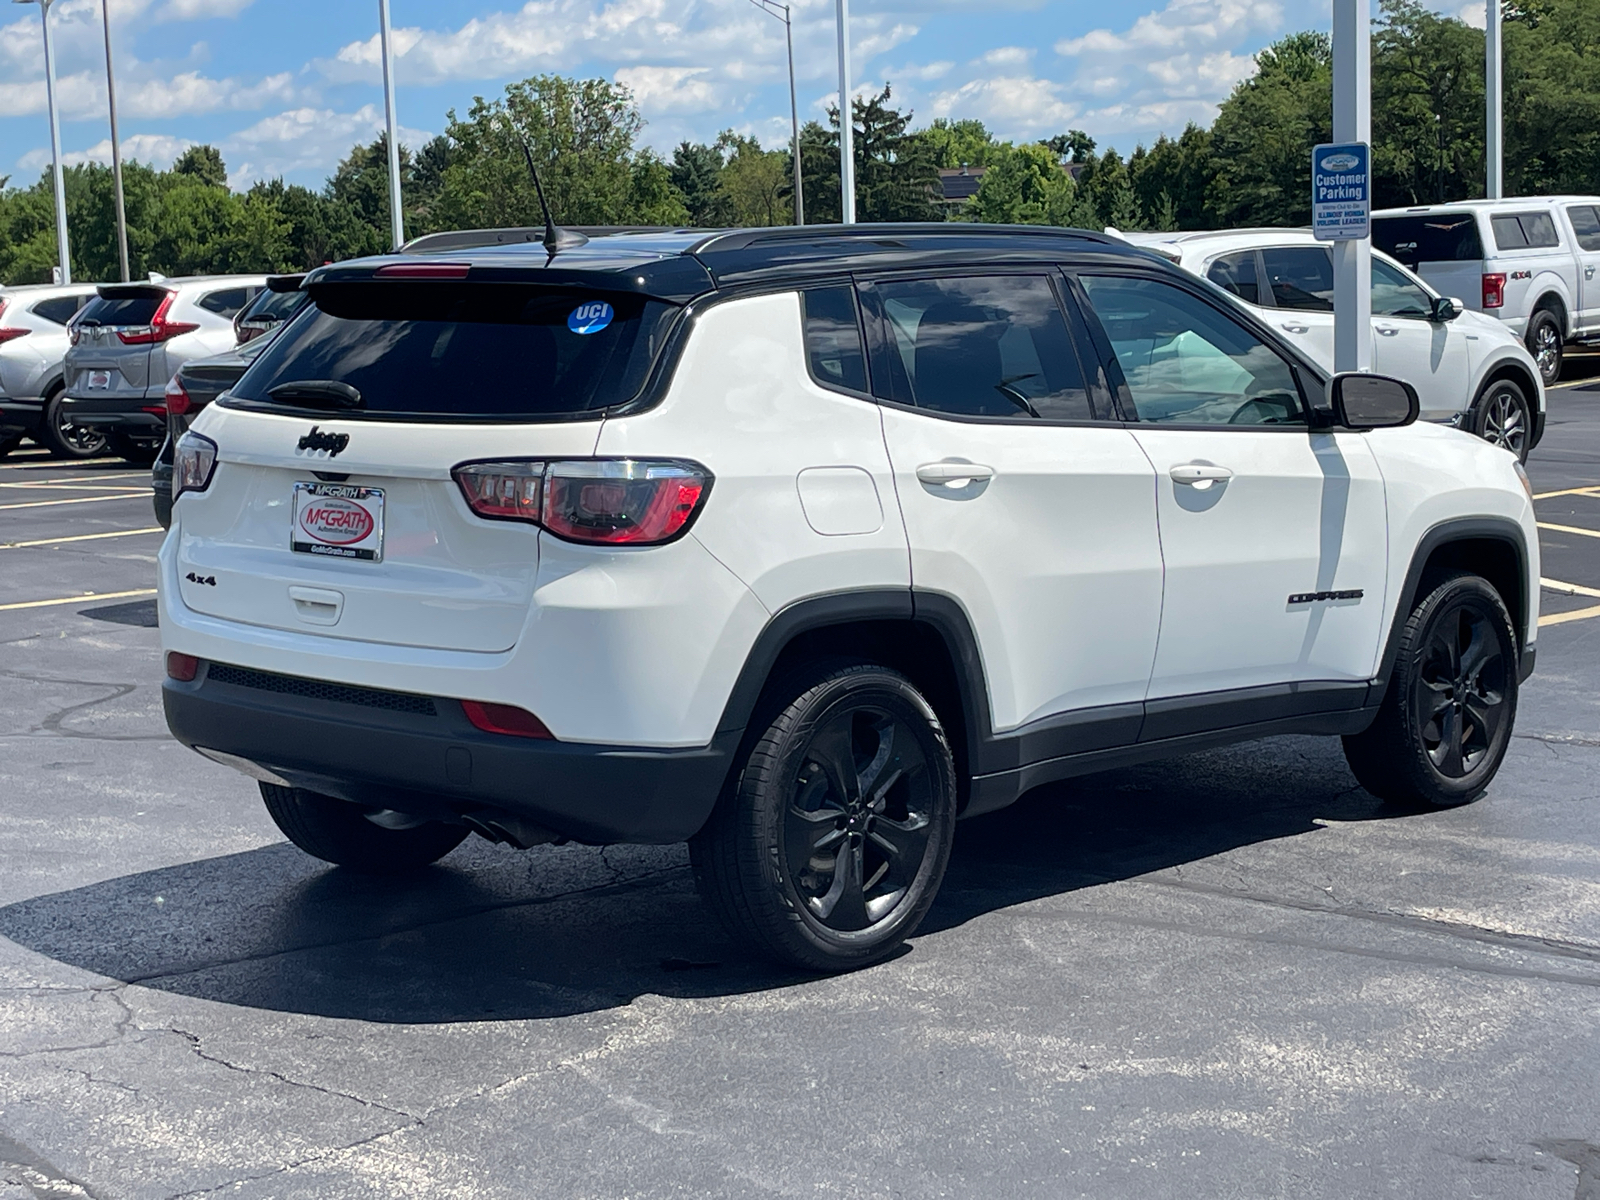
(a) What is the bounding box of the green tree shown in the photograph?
[171,144,228,189]
[965,142,1086,226]
[1040,130,1097,164]
[717,132,791,226]
[669,140,734,226]
[1372,0,1485,206]
[799,86,941,223]
[923,118,999,169]
[1127,124,1213,229]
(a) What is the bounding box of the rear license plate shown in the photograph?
[291,483,384,562]
[85,370,112,390]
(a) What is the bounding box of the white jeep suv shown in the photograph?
[159,226,1540,971]
[1124,228,1546,460]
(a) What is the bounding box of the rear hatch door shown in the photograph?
[173,274,679,653]
[1373,211,1486,310]
[65,286,165,399]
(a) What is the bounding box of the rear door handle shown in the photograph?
[1169,463,1234,486]
[916,461,995,485]
[1280,322,1309,335]
[1375,324,1401,336]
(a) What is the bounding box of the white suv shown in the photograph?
[1373,196,1600,386]
[159,226,1540,971]
[1125,228,1546,460]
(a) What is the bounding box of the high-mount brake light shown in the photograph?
[461,700,554,740]
[116,292,199,345]
[173,431,219,501]
[452,459,712,545]
[164,376,194,416]
[374,263,471,279]
[1482,272,1506,309]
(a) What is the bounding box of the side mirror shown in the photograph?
[1430,295,1464,322]
[1329,373,1419,430]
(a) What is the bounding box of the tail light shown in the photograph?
[453,459,711,546]
[1482,273,1506,309]
[116,292,199,345]
[0,298,26,344]
[461,700,553,739]
[164,376,194,416]
[173,431,218,501]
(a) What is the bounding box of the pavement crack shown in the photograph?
[160,1124,413,1200]
[0,1130,103,1200]
[163,1025,423,1123]
[1516,732,1600,750]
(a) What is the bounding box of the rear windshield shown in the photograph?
[77,294,165,327]
[231,282,677,421]
[240,288,307,324]
[1372,213,1484,267]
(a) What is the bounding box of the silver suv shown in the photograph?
[62,276,264,463]
[0,283,102,459]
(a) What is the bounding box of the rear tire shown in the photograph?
[260,782,468,872]
[1471,377,1532,462]
[38,388,107,460]
[1525,309,1563,386]
[106,430,161,466]
[1342,574,1518,807]
[690,663,957,972]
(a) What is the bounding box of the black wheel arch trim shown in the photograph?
[1370,515,1533,703]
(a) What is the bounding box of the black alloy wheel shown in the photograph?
[1343,574,1518,807]
[39,389,108,459]
[1526,310,1563,386]
[691,663,957,971]
[1472,379,1531,461]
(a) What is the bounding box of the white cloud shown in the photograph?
[614,66,724,115]
[978,46,1033,67]
[927,75,1080,136]
[18,131,195,171]
[220,104,433,187]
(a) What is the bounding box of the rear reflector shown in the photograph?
[166,652,200,682]
[374,262,471,279]
[461,700,554,739]
[1482,272,1506,309]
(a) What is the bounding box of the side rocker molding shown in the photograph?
[1366,516,1532,706]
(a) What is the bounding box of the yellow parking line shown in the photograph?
[1548,378,1600,390]
[0,526,164,550]
[0,493,145,512]
[0,457,117,470]
[0,483,149,494]
[1532,485,1600,500]
[1541,603,1600,627]
[0,587,156,612]
[1542,576,1600,600]
[0,474,149,488]
[1537,521,1600,540]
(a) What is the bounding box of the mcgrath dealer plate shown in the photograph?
[291,483,384,561]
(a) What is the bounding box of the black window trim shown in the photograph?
[1066,263,1328,433]
[798,278,875,402]
[1202,249,1273,311]
[851,265,1114,428]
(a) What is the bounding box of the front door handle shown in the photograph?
[1170,463,1234,486]
[1375,324,1401,336]
[1280,321,1310,335]
[916,461,995,485]
[1586,266,1596,280]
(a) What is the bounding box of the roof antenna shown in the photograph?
[508,124,586,257]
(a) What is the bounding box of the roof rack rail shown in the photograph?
[688,222,1115,255]
[400,226,682,254]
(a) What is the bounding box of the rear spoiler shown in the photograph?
[266,274,306,293]
[97,283,171,300]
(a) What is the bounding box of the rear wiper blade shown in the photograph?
[266,380,363,410]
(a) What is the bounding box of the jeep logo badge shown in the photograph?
[297,426,349,457]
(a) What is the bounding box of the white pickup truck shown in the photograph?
[1373,196,1600,386]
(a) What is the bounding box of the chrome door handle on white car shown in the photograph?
[1169,463,1234,486]
[915,461,995,485]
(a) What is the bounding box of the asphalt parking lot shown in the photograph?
[2,361,1599,1200]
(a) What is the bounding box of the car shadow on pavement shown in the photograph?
[0,736,1429,1024]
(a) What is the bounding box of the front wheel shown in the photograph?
[1343,574,1518,807]
[260,783,469,872]
[1472,378,1532,461]
[690,663,958,972]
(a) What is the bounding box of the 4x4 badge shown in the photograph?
[297,426,349,457]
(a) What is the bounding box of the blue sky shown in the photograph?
[1,0,1485,192]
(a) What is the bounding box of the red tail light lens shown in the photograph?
[461,700,554,739]
[452,459,711,546]
[116,292,200,345]
[0,327,29,344]
[1482,273,1506,309]
[164,376,194,416]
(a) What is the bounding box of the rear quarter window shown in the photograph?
[1373,213,1484,267]
[231,282,677,421]
[30,294,91,325]
[1492,212,1561,251]
[198,287,256,317]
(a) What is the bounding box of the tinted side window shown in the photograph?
[866,275,1092,420]
[1080,274,1305,427]
[1370,259,1434,318]
[1567,205,1600,252]
[800,286,867,393]
[30,295,89,325]
[1373,213,1484,266]
[1493,212,1561,251]
[199,287,251,317]
[1206,252,1260,305]
[1262,247,1334,312]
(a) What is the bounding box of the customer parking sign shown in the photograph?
[1312,142,1370,241]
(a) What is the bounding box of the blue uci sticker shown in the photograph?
[568,301,614,335]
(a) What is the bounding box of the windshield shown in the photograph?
[230,282,677,421]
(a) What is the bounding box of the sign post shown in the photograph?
[1324,0,1372,375]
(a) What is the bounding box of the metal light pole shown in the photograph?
[835,0,855,224]
[16,0,71,285]
[378,0,405,250]
[1331,0,1372,373]
[745,0,804,225]
[1485,0,1502,198]
[101,0,129,281]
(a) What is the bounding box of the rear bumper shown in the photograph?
[163,662,734,844]
[0,398,43,433]
[59,395,163,429]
